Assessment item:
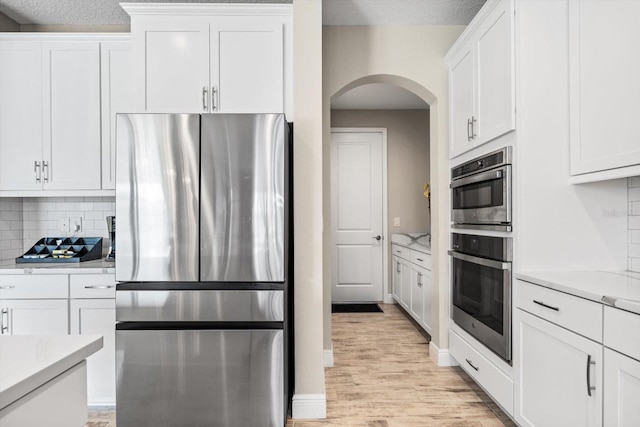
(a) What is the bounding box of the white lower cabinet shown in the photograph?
[69,274,116,406]
[391,243,432,335]
[0,299,68,335]
[450,329,513,415]
[515,308,602,427]
[604,348,640,427]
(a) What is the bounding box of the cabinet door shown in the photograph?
[70,299,116,405]
[475,0,515,144]
[410,266,423,323]
[0,299,68,335]
[101,41,132,190]
[42,41,101,190]
[449,41,475,158]
[421,267,432,333]
[135,18,210,113]
[569,0,640,175]
[210,17,284,113]
[400,259,411,310]
[0,41,43,191]
[392,256,402,302]
[604,348,640,427]
[515,309,602,427]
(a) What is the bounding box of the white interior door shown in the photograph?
[331,129,385,302]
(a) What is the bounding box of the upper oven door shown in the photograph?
[451,165,511,225]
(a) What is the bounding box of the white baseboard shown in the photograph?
[429,341,459,367]
[291,393,327,419]
[383,293,395,304]
[324,344,334,367]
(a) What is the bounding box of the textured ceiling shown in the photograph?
[323,0,486,25]
[332,83,429,110]
[0,0,484,26]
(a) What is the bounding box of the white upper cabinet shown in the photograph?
[101,40,133,190]
[42,41,101,190]
[125,4,292,116]
[569,0,640,181]
[0,41,43,191]
[447,0,515,158]
[0,35,128,194]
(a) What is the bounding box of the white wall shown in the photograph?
[292,0,326,419]
[323,25,464,352]
[629,176,640,272]
[330,109,430,296]
[0,198,23,266]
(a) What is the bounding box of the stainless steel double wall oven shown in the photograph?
[450,147,513,362]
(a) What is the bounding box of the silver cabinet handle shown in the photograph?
[466,358,479,371]
[396,262,401,273]
[467,118,472,141]
[42,161,49,182]
[84,285,115,289]
[0,286,15,290]
[417,272,422,287]
[34,161,41,183]
[471,116,477,139]
[202,86,208,111]
[1,308,8,334]
[211,86,217,111]
[416,258,424,262]
[586,355,596,396]
[533,300,560,312]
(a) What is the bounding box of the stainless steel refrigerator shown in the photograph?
[114,114,293,427]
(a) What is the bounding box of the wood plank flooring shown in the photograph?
[87,303,515,427]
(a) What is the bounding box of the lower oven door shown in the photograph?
[449,250,512,362]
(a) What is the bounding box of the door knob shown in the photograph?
[372,235,382,241]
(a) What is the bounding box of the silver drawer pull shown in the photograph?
[416,258,424,262]
[466,358,479,371]
[533,300,559,312]
[0,286,15,290]
[84,285,115,289]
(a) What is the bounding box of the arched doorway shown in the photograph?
[324,74,440,365]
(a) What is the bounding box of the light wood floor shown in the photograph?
[87,303,515,427]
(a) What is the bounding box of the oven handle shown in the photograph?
[450,166,506,189]
[448,250,511,270]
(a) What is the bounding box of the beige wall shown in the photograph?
[330,109,430,297]
[323,25,464,354]
[0,11,19,31]
[292,0,326,417]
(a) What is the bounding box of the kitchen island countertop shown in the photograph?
[0,334,103,411]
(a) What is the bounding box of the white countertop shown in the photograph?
[516,271,640,315]
[0,334,103,410]
[391,233,431,255]
[0,259,115,274]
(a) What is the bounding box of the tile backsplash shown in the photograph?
[0,198,24,266]
[22,197,115,251]
[630,177,640,273]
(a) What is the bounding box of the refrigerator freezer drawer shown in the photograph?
[116,329,284,427]
[116,290,283,322]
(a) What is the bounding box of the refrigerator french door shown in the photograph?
[115,114,291,427]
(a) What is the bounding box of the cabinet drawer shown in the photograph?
[515,279,602,342]
[410,251,431,270]
[391,244,410,261]
[70,274,116,299]
[450,329,514,415]
[604,306,640,361]
[0,275,68,299]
